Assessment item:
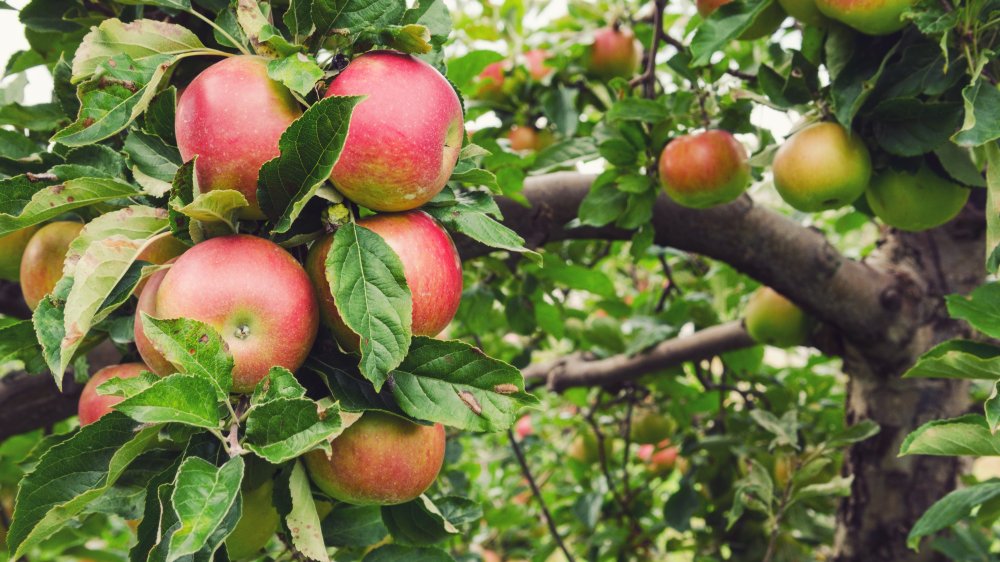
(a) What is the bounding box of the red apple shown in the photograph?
[134,234,187,293]
[324,51,464,212]
[648,446,679,474]
[475,61,506,99]
[304,411,446,505]
[78,363,148,426]
[0,226,39,281]
[134,265,176,377]
[524,49,551,80]
[138,235,318,393]
[306,211,462,352]
[175,56,303,219]
[20,221,84,310]
[585,26,642,80]
[515,415,533,439]
[508,126,539,152]
[658,130,750,209]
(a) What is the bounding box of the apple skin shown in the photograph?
[324,51,464,213]
[865,166,969,232]
[134,235,187,293]
[225,479,280,560]
[744,287,810,347]
[134,265,176,377]
[78,363,148,426]
[585,27,642,80]
[175,56,302,219]
[0,226,38,281]
[659,130,750,209]
[515,415,533,439]
[508,126,540,152]
[306,211,463,352]
[20,221,84,310]
[568,431,612,464]
[772,122,871,212]
[816,0,913,34]
[475,61,506,98]
[778,0,830,27]
[698,0,787,39]
[524,49,551,80]
[304,411,446,506]
[145,235,318,393]
[629,411,675,445]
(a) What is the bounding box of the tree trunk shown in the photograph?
[834,206,985,561]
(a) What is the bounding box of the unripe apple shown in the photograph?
[139,235,318,393]
[0,226,38,281]
[175,56,302,219]
[698,0,788,39]
[865,165,969,232]
[659,130,750,209]
[324,51,464,213]
[772,122,871,212]
[778,0,830,27]
[304,411,446,505]
[585,26,642,80]
[225,479,280,560]
[78,363,148,426]
[524,49,552,80]
[475,62,506,98]
[508,126,540,152]
[20,221,84,310]
[744,287,810,347]
[306,211,462,352]
[816,0,914,34]
[630,411,675,445]
[568,430,612,464]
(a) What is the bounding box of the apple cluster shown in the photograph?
[40,50,471,532]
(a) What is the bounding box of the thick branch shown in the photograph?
[523,321,754,391]
[457,172,899,346]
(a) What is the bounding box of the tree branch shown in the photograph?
[456,172,900,346]
[523,321,754,391]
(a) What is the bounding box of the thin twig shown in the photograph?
[629,0,668,97]
[507,429,576,562]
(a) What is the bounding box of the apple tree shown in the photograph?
[0,0,999,560]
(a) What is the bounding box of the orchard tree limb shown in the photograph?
[523,320,754,392]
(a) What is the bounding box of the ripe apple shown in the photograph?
[475,61,506,98]
[306,211,462,352]
[139,235,318,393]
[816,0,913,34]
[778,0,829,26]
[0,226,38,281]
[524,49,551,80]
[134,234,187,293]
[744,287,810,347]
[772,122,871,212]
[629,410,675,445]
[585,26,642,80]
[658,129,750,209]
[175,56,302,219]
[225,479,280,560]
[508,126,540,152]
[698,0,788,39]
[78,363,148,426]
[515,415,533,439]
[324,50,464,213]
[134,265,176,377]
[20,221,84,310]
[304,411,446,505]
[865,165,969,232]
[482,550,502,562]
[648,446,679,474]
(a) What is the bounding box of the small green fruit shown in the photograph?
[744,287,810,347]
[225,479,280,560]
[865,166,969,232]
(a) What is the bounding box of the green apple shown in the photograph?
[744,287,811,347]
[865,165,969,231]
[772,122,871,212]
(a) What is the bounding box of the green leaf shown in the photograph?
[139,315,235,395]
[171,189,248,235]
[363,544,454,562]
[382,495,460,546]
[267,53,324,96]
[903,340,1000,380]
[251,366,307,405]
[402,0,451,43]
[826,420,880,448]
[934,142,986,187]
[605,98,671,123]
[533,137,599,172]
[0,102,65,131]
[871,98,963,157]
[446,49,504,94]
[71,18,204,82]
[899,415,1000,456]
[907,482,1000,549]
[33,276,71,376]
[8,415,159,558]
[749,409,800,449]
[284,0,315,42]
[124,129,182,197]
[322,504,388,547]
[986,143,1000,272]
[257,95,363,233]
[116,374,223,429]
[690,0,780,66]
[329,222,412,391]
[578,171,628,227]
[791,475,853,503]
[313,0,407,41]
[946,284,1000,339]
[533,254,615,297]
[0,176,139,237]
[167,456,244,560]
[390,337,538,432]
[831,41,900,128]
[244,397,342,463]
[306,356,407,415]
[424,205,536,258]
[112,0,192,11]
[954,80,1000,147]
[0,318,45,375]
[52,144,127,181]
[287,460,330,562]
